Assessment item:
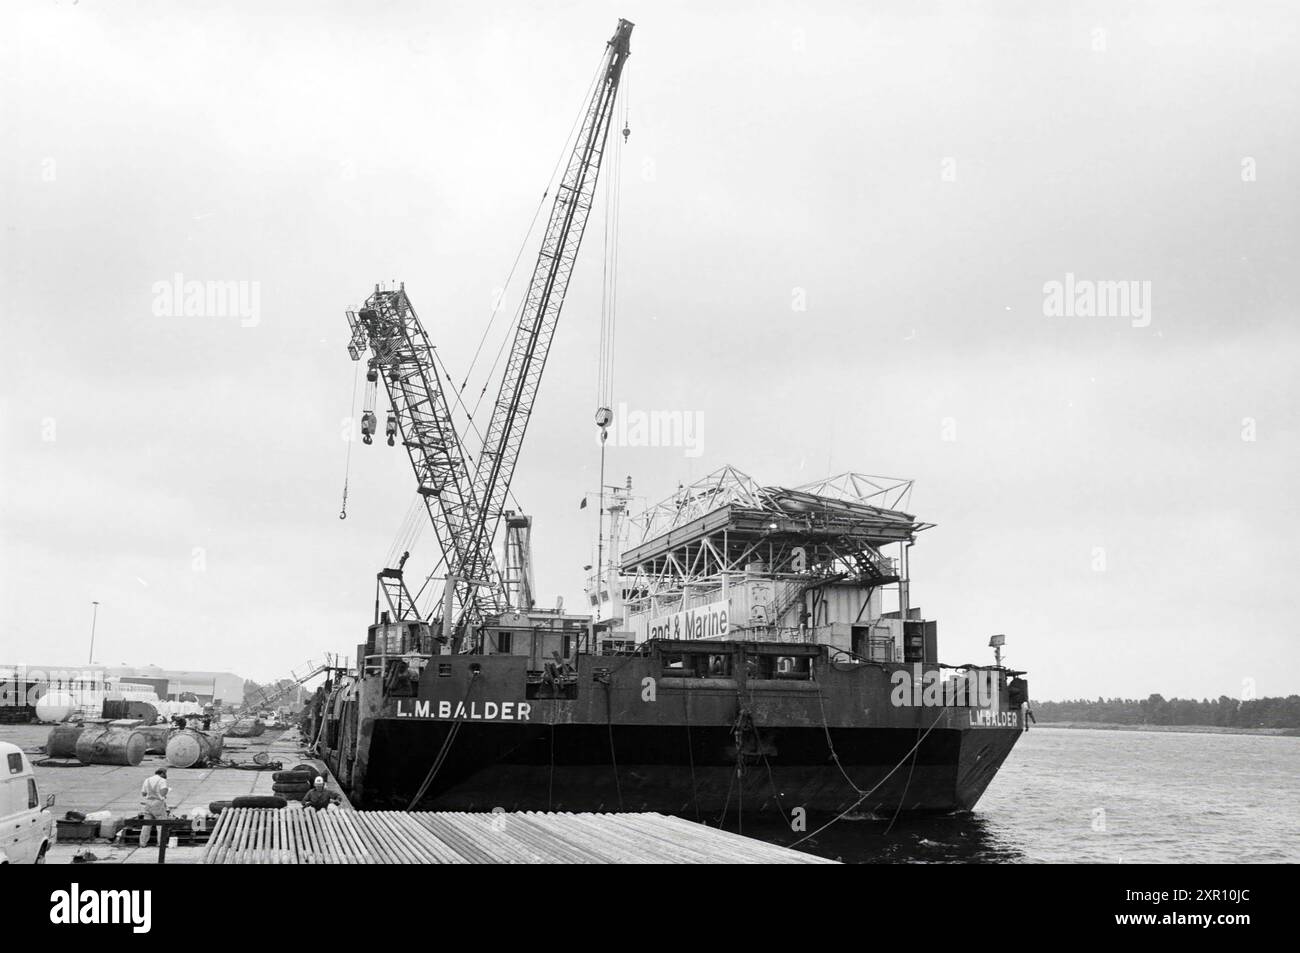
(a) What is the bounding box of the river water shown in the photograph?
[758,727,1300,863]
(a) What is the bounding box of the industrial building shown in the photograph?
[0,663,245,722]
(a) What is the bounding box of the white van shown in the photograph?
[1,741,55,864]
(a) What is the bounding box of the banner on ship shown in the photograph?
[647,599,730,641]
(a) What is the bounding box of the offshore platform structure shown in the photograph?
[611,466,936,662]
[343,19,634,649]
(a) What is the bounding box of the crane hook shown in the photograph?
[622,122,630,143]
[339,480,349,520]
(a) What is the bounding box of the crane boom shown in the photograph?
[346,289,506,622]
[463,18,634,587]
[343,18,632,635]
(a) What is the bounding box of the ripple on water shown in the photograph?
[746,728,1300,863]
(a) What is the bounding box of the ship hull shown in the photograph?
[317,643,1027,818]
[350,718,1021,816]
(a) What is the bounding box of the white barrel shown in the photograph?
[35,692,76,723]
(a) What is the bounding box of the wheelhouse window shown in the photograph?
[659,652,731,677]
[749,654,812,680]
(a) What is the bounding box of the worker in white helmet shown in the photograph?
[302,775,338,811]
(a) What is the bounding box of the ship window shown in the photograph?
[562,635,572,658]
[746,654,812,680]
[496,632,513,654]
[698,653,731,677]
[660,653,696,676]
[438,663,452,677]
[775,655,811,679]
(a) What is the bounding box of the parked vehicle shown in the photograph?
[1,742,55,864]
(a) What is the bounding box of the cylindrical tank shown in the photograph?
[35,692,76,723]
[137,724,171,755]
[205,730,224,760]
[131,701,159,724]
[46,725,86,758]
[225,718,265,738]
[165,729,224,768]
[75,726,147,766]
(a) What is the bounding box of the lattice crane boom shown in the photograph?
[346,288,505,623]
[463,18,633,594]
[343,18,632,635]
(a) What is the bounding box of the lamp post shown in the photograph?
[87,601,101,664]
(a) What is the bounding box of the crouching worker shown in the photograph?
[302,775,339,811]
[139,768,170,847]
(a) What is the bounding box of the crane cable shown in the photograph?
[593,78,627,618]
[373,49,614,608]
[339,360,361,519]
[458,48,609,432]
[386,48,610,589]
[597,80,626,412]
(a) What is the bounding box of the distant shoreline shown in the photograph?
[1036,722,1299,737]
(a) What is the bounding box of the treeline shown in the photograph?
[1035,694,1300,730]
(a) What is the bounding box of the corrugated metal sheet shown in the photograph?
[201,809,834,864]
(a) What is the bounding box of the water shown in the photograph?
[753,727,1300,863]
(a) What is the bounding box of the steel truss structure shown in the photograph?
[348,289,505,624]
[344,20,634,633]
[619,466,933,625]
[466,20,633,585]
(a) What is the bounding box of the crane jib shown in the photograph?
[344,19,633,634]
[465,19,633,584]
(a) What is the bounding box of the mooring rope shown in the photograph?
[791,706,948,848]
[405,676,479,810]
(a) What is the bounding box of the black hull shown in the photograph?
[350,719,1021,817]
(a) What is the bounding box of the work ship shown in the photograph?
[307,19,1026,820]
[307,467,1029,819]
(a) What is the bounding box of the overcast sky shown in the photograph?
[1,1,1296,700]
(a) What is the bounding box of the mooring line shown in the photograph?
[791,707,948,848]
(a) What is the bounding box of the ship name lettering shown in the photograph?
[397,699,531,721]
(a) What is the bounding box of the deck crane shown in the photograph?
[344,18,634,643]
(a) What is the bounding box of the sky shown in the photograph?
[1,0,1296,700]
